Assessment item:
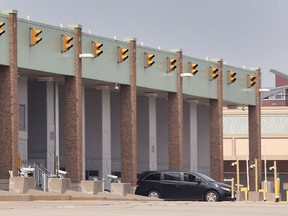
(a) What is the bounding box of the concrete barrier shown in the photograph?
[240,187,248,201]
[48,178,71,194]
[236,191,246,201]
[111,183,131,196]
[265,192,281,201]
[9,177,35,193]
[81,180,102,195]
[248,191,264,201]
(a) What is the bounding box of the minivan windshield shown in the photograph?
[195,173,215,182]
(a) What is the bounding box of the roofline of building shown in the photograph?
[270,69,288,79]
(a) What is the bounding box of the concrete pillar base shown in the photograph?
[248,191,264,201]
[81,180,102,195]
[0,179,9,191]
[48,178,71,194]
[111,183,131,196]
[71,183,81,191]
[9,177,35,193]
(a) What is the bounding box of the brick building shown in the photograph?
[0,10,261,190]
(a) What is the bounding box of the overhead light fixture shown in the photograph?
[37,76,53,82]
[95,85,110,90]
[181,73,193,77]
[259,88,270,92]
[79,53,94,58]
[144,92,158,97]
[186,99,199,104]
[227,105,238,109]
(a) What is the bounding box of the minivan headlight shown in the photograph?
[220,186,231,192]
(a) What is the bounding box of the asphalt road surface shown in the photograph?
[0,200,288,216]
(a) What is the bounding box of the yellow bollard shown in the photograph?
[264,180,267,201]
[275,178,280,202]
[231,178,235,200]
[286,190,288,203]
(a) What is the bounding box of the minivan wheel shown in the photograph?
[148,190,161,198]
[205,190,219,202]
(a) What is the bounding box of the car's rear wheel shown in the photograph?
[205,190,219,202]
[148,190,161,198]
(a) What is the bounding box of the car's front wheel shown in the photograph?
[205,190,219,202]
[148,190,161,198]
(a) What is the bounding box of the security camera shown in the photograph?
[269,166,274,171]
[58,170,67,175]
[107,174,118,179]
[22,167,35,172]
[114,83,119,91]
[250,164,255,169]
[231,162,237,167]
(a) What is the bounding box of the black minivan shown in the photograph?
[135,171,233,201]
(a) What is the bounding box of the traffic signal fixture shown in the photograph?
[92,41,103,58]
[145,52,155,68]
[248,75,256,87]
[62,35,73,53]
[228,71,236,84]
[189,62,198,75]
[118,47,128,63]
[210,67,218,80]
[0,22,5,36]
[168,58,176,72]
[30,28,42,46]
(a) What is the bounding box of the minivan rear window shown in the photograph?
[144,173,161,181]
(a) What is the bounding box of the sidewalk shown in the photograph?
[0,189,160,202]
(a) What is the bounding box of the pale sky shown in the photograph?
[1,0,287,87]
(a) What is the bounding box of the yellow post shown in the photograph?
[264,180,267,201]
[273,161,279,202]
[231,178,235,200]
[255,158,258,192]
[17,153,22,170]
[275,178,280,202]
[274,161,277,192]
[236,159,240,191]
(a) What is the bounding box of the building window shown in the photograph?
[268,90,286,100]
[19,104,26,131]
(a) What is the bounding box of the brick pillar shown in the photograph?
[120,39,137,185]
[168,49,183,170]
[64,25,82,184]
[0,10,18,178]
[210,59,224,182]
[248,68,261,191]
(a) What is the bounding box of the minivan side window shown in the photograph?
[184,173,196,182]
[144,173,161,181]
[163,172,181,181]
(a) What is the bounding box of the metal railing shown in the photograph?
[33,163,57,191]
